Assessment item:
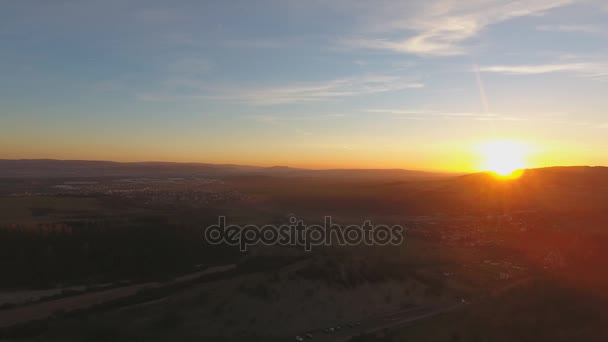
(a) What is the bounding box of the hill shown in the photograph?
[0,159,452,180]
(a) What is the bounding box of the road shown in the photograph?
[0,264,236,329]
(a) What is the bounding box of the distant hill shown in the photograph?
[0,159,264,178]
[0,159,452,180]
[432,166,608,217]
[452,166,608,197]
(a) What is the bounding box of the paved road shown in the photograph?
[0,264,236,329]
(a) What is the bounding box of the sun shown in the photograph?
[477,140,530,178]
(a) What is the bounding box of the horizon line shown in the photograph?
[1,158,606,174]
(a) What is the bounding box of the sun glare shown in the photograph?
[477,140,531,178]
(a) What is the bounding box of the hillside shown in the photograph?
[0,159,452,180]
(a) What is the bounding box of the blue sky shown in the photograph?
[1,0,607,171]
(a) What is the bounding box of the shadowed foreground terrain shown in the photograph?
[0,161,607,341]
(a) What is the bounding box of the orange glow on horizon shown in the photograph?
[0,137,600,173]
[489,168,525,180]
[477,140,532,176]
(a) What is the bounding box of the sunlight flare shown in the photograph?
[477,140,531,177]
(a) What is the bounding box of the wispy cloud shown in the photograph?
[536,24,603,33]
[366,108,520,121]
[366,108,590,124]
[215,76,424,105]
[141,75,424,105]
[478,63,590,74]
[477,62,608,80]
[340,0,574,56]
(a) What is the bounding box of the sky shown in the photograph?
[1,0,607,172]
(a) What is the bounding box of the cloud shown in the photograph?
[478,63,590,74]
[141,75,424,105]
[340,36,466,56]
[366,108,519,120]
[366,108,589,123]
[219,76,423,105]
[536,24,602,33]
[477,62,608,80]
[340,0,574,56]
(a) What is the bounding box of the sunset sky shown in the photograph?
[1,0,607,172]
